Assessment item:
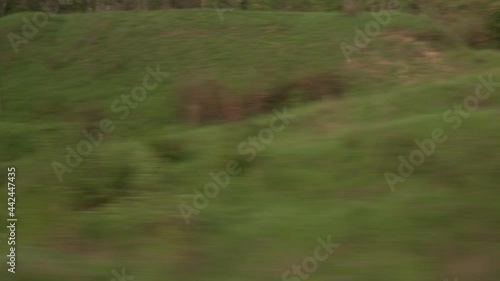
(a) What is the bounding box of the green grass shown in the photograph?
[0,9,499,281]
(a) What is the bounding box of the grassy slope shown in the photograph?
[0,9,500,281]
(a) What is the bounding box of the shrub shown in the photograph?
[76,101,105,135]
[66,141,161,210]
[179,78,246,126]
[419,0,499,48]
[149,136,190,161]
[177,74,344,126]
[66,143,131,209]
[243,91,273,116]
[342,0,359,15]
[269,73,345,108]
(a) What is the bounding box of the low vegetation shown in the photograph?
[0,6,499,281]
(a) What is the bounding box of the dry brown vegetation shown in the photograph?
[342,0,359,16]
[77,101,105,135]
[178,74,345,126]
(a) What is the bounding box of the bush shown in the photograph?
[176,74,344,126]
[418,0,499,48]
[149,136,190,161]
[66,141,161,210]
[66,143,131,209]
[76,101,105,134]
[269,74,345,108]
[179,78,246,126]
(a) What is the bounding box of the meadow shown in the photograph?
[0,7,499,281]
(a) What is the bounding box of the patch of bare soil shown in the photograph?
[345,30,455,86]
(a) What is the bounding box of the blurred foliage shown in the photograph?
[1,5,500,281]
[65,141,163,209]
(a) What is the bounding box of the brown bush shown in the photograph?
[179,73,344,126]
[77,101,104,135]
[266,83,294,110]
[180,78,246,126]
[342,0,358,15]
[243,91,273,115]
[296,74,345,100]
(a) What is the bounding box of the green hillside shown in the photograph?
[0,8,499,281]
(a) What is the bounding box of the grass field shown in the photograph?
[0,8,499,281]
